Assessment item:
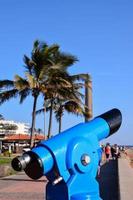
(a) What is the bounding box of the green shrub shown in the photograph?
[0,157,12,165]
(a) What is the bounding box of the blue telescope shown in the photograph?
[12,108,122,200]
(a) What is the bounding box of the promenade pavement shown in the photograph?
[0,172,46,200]
[118,158,133,200]
[0,158,132,200]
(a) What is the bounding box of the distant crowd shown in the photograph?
[97,143,126,177]
[103,143,122,162]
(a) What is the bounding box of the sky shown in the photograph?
[0,0,133,145]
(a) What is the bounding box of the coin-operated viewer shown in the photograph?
[12,108,122,200]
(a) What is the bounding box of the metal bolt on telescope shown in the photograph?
[12,108,122,200]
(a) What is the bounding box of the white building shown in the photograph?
[0,120,30,135]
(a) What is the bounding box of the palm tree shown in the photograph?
[37,73,85,137]
[33,47,78,138]
[24,40,81,142]
[55,99,85,133]
[13,41,62,147]
[44,71,81,138]
[54,74,92,133]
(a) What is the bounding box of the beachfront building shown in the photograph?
[0,120,45,154]
[0,120,30,135]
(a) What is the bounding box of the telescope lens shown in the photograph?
[11,152,44,180]
[11,157,22,171]
[11,154,31,171]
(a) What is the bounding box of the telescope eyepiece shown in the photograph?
[11,154,31,172]
[11,151,44,180]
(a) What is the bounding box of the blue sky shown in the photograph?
[0,0,133,145]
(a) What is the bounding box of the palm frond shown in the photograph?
[37,107,50,116]
[25,73,36,89]
[72,90,84,100]
[36,108,44,115]
[44,44,59,55]
[0,89,18,105]
[38,64,49,80]
[0,80,14,89]
[64,100,84,116]
[23,55,35,74]
[14,75,29,90]
[33,40,40,51]
[19,88,31,104]
[39,42,48,51]
[55,110,63,122]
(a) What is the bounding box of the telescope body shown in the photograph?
[12,109,122,200]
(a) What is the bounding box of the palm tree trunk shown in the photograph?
[30,95,38,148]
[58,114,62,133]
[47,100,53,139]
[44,105,46,139]
[85,75,93,122]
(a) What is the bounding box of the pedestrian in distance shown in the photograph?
[105,143,111,162]
[111,145,116,160]
[114,144,120,159]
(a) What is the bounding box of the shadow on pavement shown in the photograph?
[1,178,47,182]
[98,160,120,200]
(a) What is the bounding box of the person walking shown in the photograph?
[105,143,111,162]
[97,146,103,177]
[111,145,116,160]
[114,144,120,159]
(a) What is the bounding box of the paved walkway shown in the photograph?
[0,172,46,200]
[0,159,132,200]
[118,158,133,200]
